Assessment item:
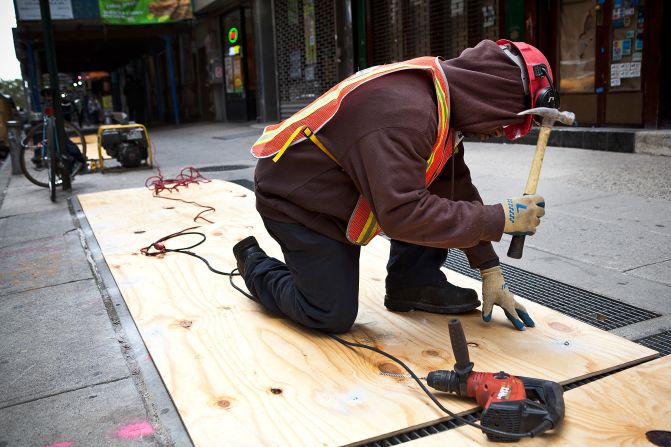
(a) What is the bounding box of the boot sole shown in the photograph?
[384,296,481,314]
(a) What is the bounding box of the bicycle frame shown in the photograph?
[36,111,65,202]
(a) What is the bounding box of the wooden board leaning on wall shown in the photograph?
[78,180,658,447]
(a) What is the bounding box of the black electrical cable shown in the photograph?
[140,230,253,300]
[142,230,535,440]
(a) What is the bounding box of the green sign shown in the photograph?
[99,0,193,25]
[228,27,239,44]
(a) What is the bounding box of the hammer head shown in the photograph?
[518,107,575,127]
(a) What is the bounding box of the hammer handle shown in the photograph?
[507,126,551,259]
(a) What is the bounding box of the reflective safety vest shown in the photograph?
[251,57,455,246]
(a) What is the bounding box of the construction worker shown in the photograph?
[234,40,557,333]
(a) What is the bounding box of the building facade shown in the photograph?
[14,0,669,128]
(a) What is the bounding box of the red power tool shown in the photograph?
[426,319,565,442]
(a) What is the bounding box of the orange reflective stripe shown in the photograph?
[252,58,440,158]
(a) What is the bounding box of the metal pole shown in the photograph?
[151,51,165,122]
[7,120,22,175]
[26,41,42,113]
[38,0,71,191]
[164,35,181,125]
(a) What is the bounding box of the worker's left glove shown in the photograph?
[480,266,535,331]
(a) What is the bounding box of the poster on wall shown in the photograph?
[99,0,193,25]
[609,1,643,92]
[16,0,73,20]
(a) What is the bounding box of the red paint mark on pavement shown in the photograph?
[115,421,155,440]
[42,442,74,447]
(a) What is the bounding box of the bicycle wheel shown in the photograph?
[47,120,57,202]
[65,123,87,165]
[20,122,49,187]
[20,121,87,187]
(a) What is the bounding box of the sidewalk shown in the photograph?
[1,122,670,446]
[0,121,259,447]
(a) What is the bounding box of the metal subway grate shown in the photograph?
[635,331,671,356]
[444,249,660,331]
[197,164,251,172]
[212,130,261,140]
[360,411,481,447]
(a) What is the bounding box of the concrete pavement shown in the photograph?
[1,122,669,446]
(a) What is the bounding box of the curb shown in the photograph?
[464,127,671,154]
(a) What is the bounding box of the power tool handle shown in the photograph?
[448,319,470,369]
[519,376,565,430]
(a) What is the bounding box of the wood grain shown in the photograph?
[78,180,658,447]
[406,356,671,446]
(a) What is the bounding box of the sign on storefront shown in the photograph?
[16,0,74,20]
[99,0,193,25]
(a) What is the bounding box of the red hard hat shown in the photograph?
[496,39,559,140]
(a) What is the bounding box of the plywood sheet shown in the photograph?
[406,356,671,446]
[78,180,658,446]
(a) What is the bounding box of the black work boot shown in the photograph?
[384,281,480,314]
[232,236,267,277]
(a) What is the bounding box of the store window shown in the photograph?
[559,0,596,94]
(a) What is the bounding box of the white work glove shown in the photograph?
[500,195,546,235]
[480,266,535,331]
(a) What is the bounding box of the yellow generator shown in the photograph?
[96,115,152,171]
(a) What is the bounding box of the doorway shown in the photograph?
[221,7,257,121]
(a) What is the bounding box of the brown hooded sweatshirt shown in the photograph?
[254,40,527,269]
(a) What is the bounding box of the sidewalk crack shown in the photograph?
[0,376,130,411]
[0,277,93,298]
[623,258,671,273]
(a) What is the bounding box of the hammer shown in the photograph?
[507,107,575,259]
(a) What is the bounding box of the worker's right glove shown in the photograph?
[500,195,546,236]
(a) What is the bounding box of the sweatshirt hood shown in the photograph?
[440,40,527,134]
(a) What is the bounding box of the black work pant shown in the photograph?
[242,218,449,333]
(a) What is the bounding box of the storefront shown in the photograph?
[367,0,501,64]
[553,0,666,127]
[273,0,339,118]
[270,0,668,129]
[221,6,256,121]
[192,0,277,122]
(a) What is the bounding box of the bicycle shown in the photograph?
[20,111,87,202]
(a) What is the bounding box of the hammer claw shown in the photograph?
[517,107,575,126]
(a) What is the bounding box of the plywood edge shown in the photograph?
[556,351,660,386]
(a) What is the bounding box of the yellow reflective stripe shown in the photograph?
[426,151,435,173]
[362,225,379,244]
[304,128,340,165]
[272,125,306,162]
[356,212,378,244]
